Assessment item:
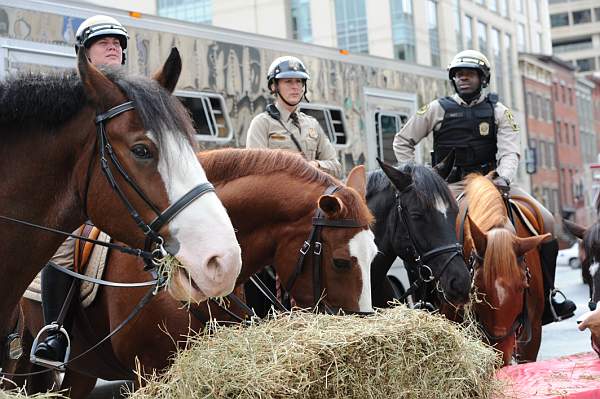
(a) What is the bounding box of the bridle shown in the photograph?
[283,185,370,315]
[394,183,464,307]
[92,101,216,268]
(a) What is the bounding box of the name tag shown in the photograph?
[269,133,288,141]
[447,112,464,118]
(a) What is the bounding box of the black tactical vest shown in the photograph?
[433,94,498,179]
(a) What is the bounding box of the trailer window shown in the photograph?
[298,105,349,148]
[176,91,233,142]
[375,112,408,164]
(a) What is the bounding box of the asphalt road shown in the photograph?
[538,263,594,359]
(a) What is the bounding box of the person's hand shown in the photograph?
[578,309,600,336]
[309,160,320,169]
[492,176,510,194]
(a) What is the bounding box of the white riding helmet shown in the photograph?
[267,56,310,91]
[75,15,129,64]
[447,50,491,87]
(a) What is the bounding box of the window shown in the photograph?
[490,0,497,12]
[499,0,507,17]
[564,122,569,144]
[291,0,313,42]
[546,98,552,122]
[595,7,600,22]
[532,93,540,119]
[335,0,369,53]
[561,85,566,103]
[477,21,487,55]
[176,91,232,142]
[391,0,416,62]
[573,9,592,24]
[298,104,349,147]
[517,24,526,52]
[504,33,515,107]
[572,124,577,146]
[491,28,503,99]
[516,0,524,14]
[428,0,440,67]
[556,120,561,142]
[475,0,485,5]
[532,0,540,21]
[526,92,533,116]
[464,15,474,48]
[157,0,212,24]
[538,140,546,168]
[532,31,541,53]
[550,13,569,27]
[452,0,462,51]
[374,112,408,163]
[540,94,547,121]
[576,58,596,72]
[568,87,573,106]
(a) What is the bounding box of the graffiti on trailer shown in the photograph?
[0,5,450,167]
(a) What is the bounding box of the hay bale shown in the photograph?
[0,389,65,399]
[131,305,503,399]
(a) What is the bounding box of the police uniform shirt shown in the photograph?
[246,101,342,178]
[392,93,520,183]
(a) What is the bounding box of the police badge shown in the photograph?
[308,127,318,138]
[479,122,490,136]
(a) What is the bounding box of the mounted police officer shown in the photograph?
[32,14,129,367]
[393,49,576,324]
[246,56,342,178]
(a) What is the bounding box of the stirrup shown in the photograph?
[30,323,71,371]
[548,289,573,322]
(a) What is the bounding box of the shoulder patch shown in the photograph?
[504,109,519,131]
[416,104,429,116]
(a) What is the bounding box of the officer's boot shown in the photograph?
[33,263,75,363]
[540,239,576,325]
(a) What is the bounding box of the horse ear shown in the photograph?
[376,158,412,192]
[467,216,487,256]
[77,48,123,108]
[514,233,552,257]
[318,195,344,217]
[346,165,366,198]
[563,219,587,240]
[432,150,455,180]
[152,47,182,93]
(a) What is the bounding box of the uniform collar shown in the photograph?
[275,100,298,122]
[452,93,486,107]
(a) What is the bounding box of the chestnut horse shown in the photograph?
[16,149,376,397]
[460,175,549,365]
[367,160,471,310]
[0,48,241,363]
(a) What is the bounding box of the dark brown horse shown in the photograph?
[16,149,376,397]
[459,175,549,366]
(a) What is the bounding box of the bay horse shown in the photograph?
[367,160,471,310]
[0,47,242,362]
[15,148,376,398]
[460,174,549,365]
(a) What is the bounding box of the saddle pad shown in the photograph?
[23,232,111,308]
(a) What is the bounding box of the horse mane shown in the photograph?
[200,148,373,225]
[0,68,195,145]
[464,174,518,288]
[366,163,457,212]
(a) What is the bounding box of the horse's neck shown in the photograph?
[0,117,93,333]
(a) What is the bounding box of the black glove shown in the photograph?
[492,176,510,194]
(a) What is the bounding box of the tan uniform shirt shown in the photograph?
[393,93,520,183]
[246,101,342,178]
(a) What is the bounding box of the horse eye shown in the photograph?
[131,144,152,159]
[409,213,424,221]
[333,258,352,270]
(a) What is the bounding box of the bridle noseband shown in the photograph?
[93,101,215,268]
[283,185,369,314]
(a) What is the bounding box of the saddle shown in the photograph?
[24,225,111,307]
[508,195,544,237]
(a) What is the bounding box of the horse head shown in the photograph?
[373,159,471,308]
[464,175,549,365]
[275,165,377,314]
[564,219,600,305]
[77,48,241,303]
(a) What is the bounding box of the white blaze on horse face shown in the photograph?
[349,229,377,312]
[151,131,242,302]
[590,262,599,277]
[434,194,449,219]
[494,280,508,307]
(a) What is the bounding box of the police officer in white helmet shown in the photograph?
[246,56,342,178]
[32,15,128,368]
[393,49,575,325]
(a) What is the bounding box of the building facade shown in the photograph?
[549,0,600,76]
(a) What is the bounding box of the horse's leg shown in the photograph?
[61,370,97,399]
[517,251,544,362]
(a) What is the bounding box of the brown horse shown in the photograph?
[0,47,242,364]
[459,175,549,366]
[16,148,377,397]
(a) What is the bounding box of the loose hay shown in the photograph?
[131,305,504,399]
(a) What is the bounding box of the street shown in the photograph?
[538,263,593,359]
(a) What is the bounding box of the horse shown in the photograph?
[0,47,242,364]
[460,174,549,366]
[563,219,599,308]
[367,160,471,311]
[14,148,377,398]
